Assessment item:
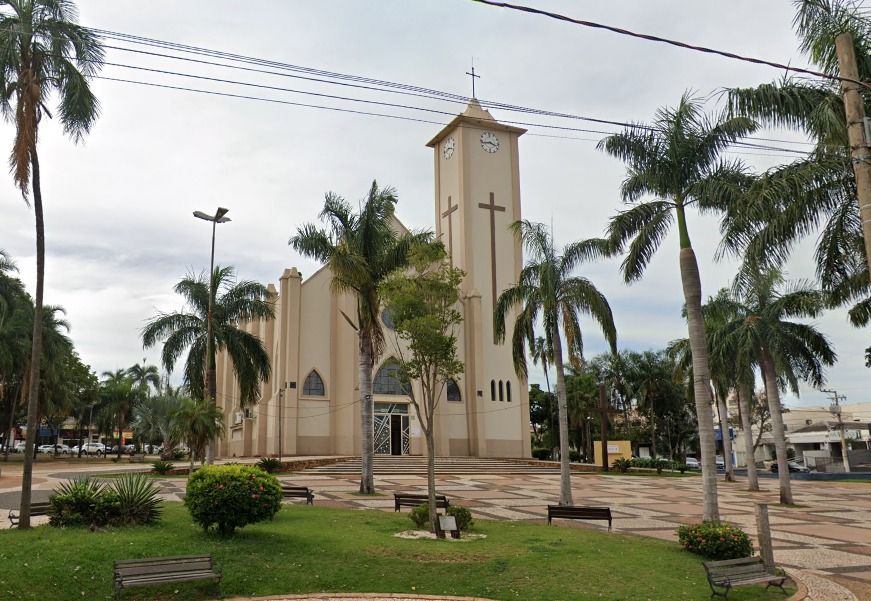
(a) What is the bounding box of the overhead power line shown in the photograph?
[471,0,871,90]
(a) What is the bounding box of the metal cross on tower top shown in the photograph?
[466,61,481,98]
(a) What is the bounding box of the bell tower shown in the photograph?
[427,99,530,458]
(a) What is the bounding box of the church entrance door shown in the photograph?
[374,402,410,455]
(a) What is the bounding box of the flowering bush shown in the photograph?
[677,521,753,560]
[185,465,281,535]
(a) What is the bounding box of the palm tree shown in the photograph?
[142,265,273,462]
[127,362,160,396]
[600,94,756,521]
[495,221,617,506]
[171,397,225,471]
[100,369,139,460]
[710,269,836,504]
[289,181,430,494]
[723,1,869,339]
[530,336,557,455]
[132,393,183,457]
[0,0,104,528]
[0,250,18,327]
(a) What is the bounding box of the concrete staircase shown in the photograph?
[305,456,559,475]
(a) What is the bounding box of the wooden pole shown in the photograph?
[755,503,775,574]
[835,32,871,277]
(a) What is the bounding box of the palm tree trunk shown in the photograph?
[714,387,735,482]
[649,399,656,459]
[117,413,123,460]
[19,151,45,530]
[358,329,375,494]
[676,206,720,521]
[551,329,573,506]
[760,348,792,504]
[738,381,759,491]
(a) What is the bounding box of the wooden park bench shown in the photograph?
[394,492,449,512]
[113,555,221,600]
[129,453,145,463]
[8,501,51,527]
[281,484,314,505]
[547,505,612,531]
[703,556,787,599]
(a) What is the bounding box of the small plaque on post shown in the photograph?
[438,514,460,539]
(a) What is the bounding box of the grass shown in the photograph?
[0,502,792,601]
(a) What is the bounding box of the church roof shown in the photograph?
[426,99,526,148]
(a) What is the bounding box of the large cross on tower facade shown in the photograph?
[441,196,459,266]
[478,192,505,319]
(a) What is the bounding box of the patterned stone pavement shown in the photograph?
[4,457,871,599]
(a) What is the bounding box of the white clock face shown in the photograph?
[480,131,500,153]
[442,136,455,160]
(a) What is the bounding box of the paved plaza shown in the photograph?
[3,457,871,599]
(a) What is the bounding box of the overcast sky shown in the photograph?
[2,0,865,408]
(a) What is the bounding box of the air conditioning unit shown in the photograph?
[244,408,254,419]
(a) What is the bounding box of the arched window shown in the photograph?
[490,380,496,401]
[303,370,325,396]
[506,381,512,402]
[373,360,409,395]
[499,380,504,402]
[447,379,461,402]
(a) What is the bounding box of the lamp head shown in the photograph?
[215,207,229,221]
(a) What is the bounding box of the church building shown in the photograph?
[216,100,532,459]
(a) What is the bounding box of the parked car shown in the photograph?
[79,442,106,456]
[771,460,810,473]
[12,441,26,453]
[684,457,700,469]
[37,444,70,454]
[715,456,725,469]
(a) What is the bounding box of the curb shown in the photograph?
[785,568,810,601]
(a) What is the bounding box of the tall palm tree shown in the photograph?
[0,250,18,327]
[600,94,756,521]
[127,362,160,396]
[0,0,104,528]
[171,397,225,471]
[142,265,273,463]
[100,369,139,460]
[711,270,836,503]
[289,181,430,494]
[495,221,617,506]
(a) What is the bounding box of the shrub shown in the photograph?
[612,457,631,473]
[675,463,689,474]
[410,503,429,529]
[185,465,282,535]
[257,457,283,473]
[447,505,474,531]
[569,450,581,462]
[49,478,120,528]
[409,503,474,532]
[531,448,550,461]
[113,473,162,525]
[151,460,174,475]
[677,522,753,560]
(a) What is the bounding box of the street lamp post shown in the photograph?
[194,207,230,464]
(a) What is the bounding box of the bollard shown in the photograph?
[755,502,775,573]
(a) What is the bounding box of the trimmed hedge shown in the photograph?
[185,464,282,535]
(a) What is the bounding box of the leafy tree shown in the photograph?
[600,93,756,521]
[530,336,556,453]
[289,181,431,494]
[564,367,598,461]
[709,269,836,503]
[171,397,225,471]
[0,0,104,528]
[495,221,617,506]
[381,243,464,535]
[528,383,555,446]
[142,266,273,463]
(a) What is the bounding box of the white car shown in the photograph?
[12,441,26,453]
[38,444,70,454]
[685,457,700,469]
[79,442,106,456]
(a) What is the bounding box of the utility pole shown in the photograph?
[835,33,871,276]
[822,389,851,473]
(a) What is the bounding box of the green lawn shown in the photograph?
[0,502,792,601]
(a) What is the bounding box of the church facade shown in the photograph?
[216,100,532,459]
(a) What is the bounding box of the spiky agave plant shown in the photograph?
[111,473,162,525]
